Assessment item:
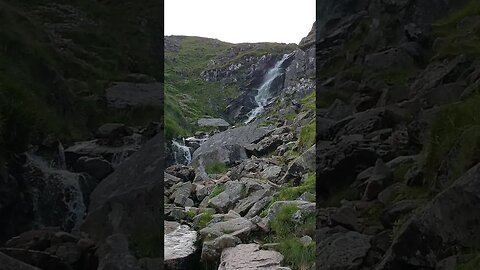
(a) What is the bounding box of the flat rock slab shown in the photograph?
[218,244,284,270]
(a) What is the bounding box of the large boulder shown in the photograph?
[0,252,42,270]
[197,118,230,130]
[377,163,480,269]
[218,243,284,270]
[164,222,198,270]
[80,134,163,248]
[192,126,272,172]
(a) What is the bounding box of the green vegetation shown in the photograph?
[205,162,229,175]
[300,91,316,112]
[0,0,161,155]
[196,209,215,229]
[277,238,316,270]
[433,0,480,58]
[424,94,480,188]
[457,254,480,270]
[269,204,316,270]
[298,121,315,151]
[209,184,225,198]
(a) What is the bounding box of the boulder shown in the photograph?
[96,233,141,270]
[279,145,315,184]
[165,165,195,182]
[197,118,230,129]
[95,123,133,140]
[73,156,113,180]
[0,252,42,270]
[316,231,372,270]
[199,217,256,240]
[218,244,284,270]
[80,134,163,245]
[365,47,414,71]
[266,201,315,223]
[209,181,246,213]
[164,222,198,270]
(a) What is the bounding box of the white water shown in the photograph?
[26,154,86,229]
[245,53,291,124]
[172,139,192,165]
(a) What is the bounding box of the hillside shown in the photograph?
[315,0,480,269]
[0,0,162,156]
[164,35,297,139]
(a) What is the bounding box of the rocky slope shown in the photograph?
[315,0,480,269]
[0,0,162,269]
[164,25,316,269]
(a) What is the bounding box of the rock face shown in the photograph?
[218,244,284,270]
[378,163,480,269]
[105,82,163,109]
[80,133,163,246]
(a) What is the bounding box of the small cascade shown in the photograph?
[111,134,143,168]
[26,154,87,229]
[245,53,292,124]
[57,140,67,170]
[172,139,192,165]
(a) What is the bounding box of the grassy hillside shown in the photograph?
[0,0,162,155]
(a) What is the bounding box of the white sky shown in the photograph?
[164,0,316,44]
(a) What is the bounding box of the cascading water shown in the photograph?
[172,139,192,165]
[245,53,291,124]
[25,154,87,229]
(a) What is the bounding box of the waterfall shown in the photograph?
[245,53,291,124]
[172,139,192,165]
[25,154,87,229]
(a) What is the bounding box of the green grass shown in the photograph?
[205,162,229,175]
[196,209,215,230]
[424,94,480,188]
[277,238,315,270]
[300,91,316,112]
[209,184,225,198]
[298,121,315,151]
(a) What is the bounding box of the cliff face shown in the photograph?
[316,0,480,268]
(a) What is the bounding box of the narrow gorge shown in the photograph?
[164,25,316,270]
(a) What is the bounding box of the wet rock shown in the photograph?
[218,243,284,270]
[73,156,113,180]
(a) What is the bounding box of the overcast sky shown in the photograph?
[165,0,316,44]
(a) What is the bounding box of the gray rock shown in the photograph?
[330,206,361,231]
[209,181,246,213]
[317,231,372,270]
[198,118,230,129]
[96,233,141,270]
[0,252,42,270]
[96,123,133,139]
[380,200,421,228]
[245,196,273,218]
[233,189,270,216]
[200,217,256,240]
[105,82,162,109]
[362,159,392,201]
[74,156,113,180]
[164,222,197,270]
[279,145,315,184]
[170,182,194,206]
[218,244,284,270]
[201,235,241,262]
[80,134,163,243]
[377,163,480,269]
[260,165,282,181]
[365,47,414,71]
